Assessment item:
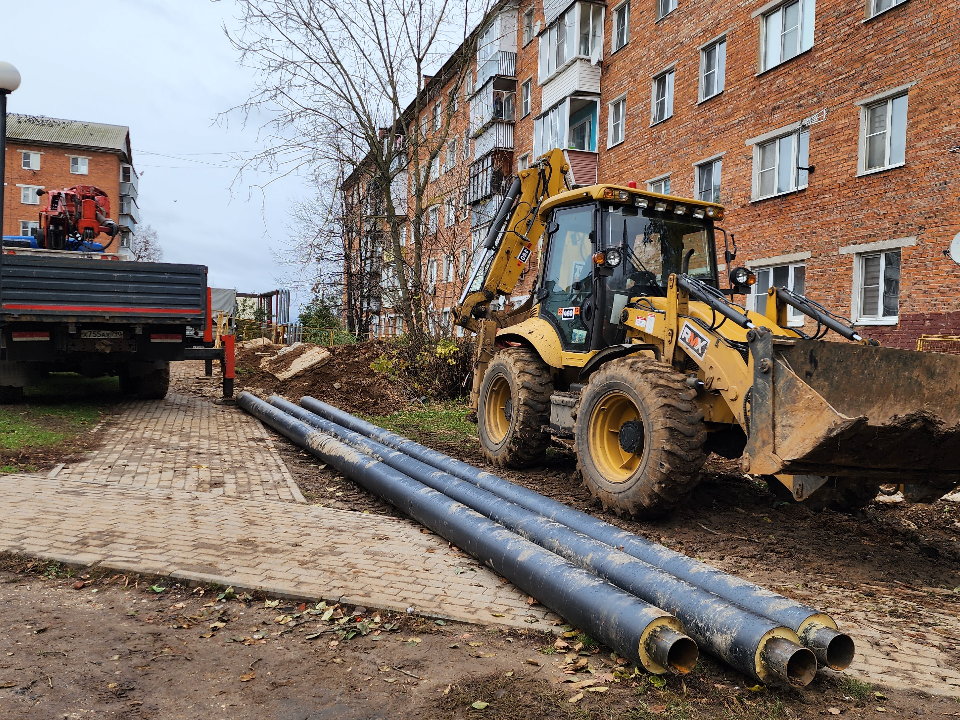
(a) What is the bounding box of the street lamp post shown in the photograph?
[0,62,22,242]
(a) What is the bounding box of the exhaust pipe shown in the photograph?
[237,392,695,675]
[274,396,815,686]
[298,396,854,672]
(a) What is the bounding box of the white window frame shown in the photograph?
[523,7,535,45]
[432,102,442,131]
[520,79,532,118]
[607,95,626,148]
[19,220,39,237]
[857,89,909,176]
[430,155,440,181]
[656,0,677,21]
[427,259,438,285]
[840,236,914,325]
[459,248,469,277]
[867,0,907,19]
[758,0,816,73]
[444,198,457,228]
[445,140,457,172]
[443,255,455,283]
[427,206,439,234]
[748,124,810,201]
[749,262,807,326]
[650,68,674,126]
[694,157,722,203]
[518,153,531,171]
[20,151,41,170]
[69,155,90,175]
[699,37,726,102]
[18,184,43,205]
[612,1,630,53]
[538,2,605,84]
[647,174,671,195]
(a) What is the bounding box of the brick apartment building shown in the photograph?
[347,0,960,348]
[3,114,140,258]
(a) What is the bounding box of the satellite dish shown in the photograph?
[948,232,960,267]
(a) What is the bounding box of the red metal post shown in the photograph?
[223,333,235,398]
[204,287,214,376]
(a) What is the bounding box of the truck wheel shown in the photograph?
[477,347,552,468]
[575,356,707,517]
[803,477,881,512]
[119,363,170,400]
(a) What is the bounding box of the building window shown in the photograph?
[444,256,455,282]
[657,0,677,21]
[19,185,42,205]
[869,0,907,17]
[751,263,806,326]
[859,93,908,174]
[856,250,900,323]
[523,7,535,45]
[520,80,532,118]
[427,259,438,285]
[70,156,89,175]
[430,155,440,181]
[427,206,439,234]
[696,158,721,203]
[21,151,40,170]
[119,232,133,249]
[538,2,603,83]
[445,140,457,171]
[121,165,134,183]
[700,38,726,101]
[651,69,674,125]
[444,198,457,228]
[648,176,670,195]
[465,71,474,97]
[518,153,531,171]
[432,102,442,131]
[752,127,809,200]
[459,248,469,276]
[570,117,592,150]
[608,96,626,147]
[534,97,598,156]
[612,1,630,52]
[19,221,39,237]
[761,0,815,72]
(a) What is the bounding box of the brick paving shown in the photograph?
[0,474,556,630]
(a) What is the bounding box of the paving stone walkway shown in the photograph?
[0,474,555,630]
[56,392,301,502]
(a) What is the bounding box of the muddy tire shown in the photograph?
[575,356,707,517]
[803,477,881,513]
[901,480,959,504]
[477,347,552,468]
[120,363,170,400]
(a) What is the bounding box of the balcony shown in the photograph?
[470,80,516,137]
[466,152,510,205]
[477,50,516,88]
[470,194,504,229]
[119,196,140,226]
[474,123,514,158]
[120,181,138,201]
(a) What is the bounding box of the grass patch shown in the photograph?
[361,400,475,447]
[838,676,872,700]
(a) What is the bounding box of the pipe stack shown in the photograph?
[238,392,855,687]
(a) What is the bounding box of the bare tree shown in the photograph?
[224,0,490,338]
[132,224,164,263]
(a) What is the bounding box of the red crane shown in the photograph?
[35,185,120,251]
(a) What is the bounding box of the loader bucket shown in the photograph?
[743,331,960,489]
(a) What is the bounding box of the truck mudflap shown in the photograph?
[742,329,960,488]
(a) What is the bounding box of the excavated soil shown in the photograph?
[235,340,414,415]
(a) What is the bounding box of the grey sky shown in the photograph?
[5,0,311,312]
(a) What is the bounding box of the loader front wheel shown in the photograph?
[575,357,707,517]
[477,347,552,468]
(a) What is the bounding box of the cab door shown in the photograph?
[537,204,596,351]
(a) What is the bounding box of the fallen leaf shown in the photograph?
[554,639,569,650]
[199,633,214,639]
[108,683,118,689]
[435,620,446,626]
[586,686,608,693]
[297,603,307,612]
[827,709,841,716]
[505,671,513,677]
[471,701,488,709]
[490,613,505,617]
[73,581,85,590]
[264,600,280,608]
[649,704,667,714]
[384,678,396,683]
[525,659,540,666]
[332,658,344,664]
[240,672,255,682]
[568,692,583,704]
[449,644,460,649]
[875,692,887,700]
[876,708,886,713]
[0,682,17,689]
[150,585,166,594]
[210,621,227,630]
[467,642,483,647]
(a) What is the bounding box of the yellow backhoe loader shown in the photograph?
[454,149,960,516]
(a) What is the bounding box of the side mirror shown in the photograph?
[946,233,960,268]
[36,188,46,197]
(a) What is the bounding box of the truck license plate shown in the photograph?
[80,330,124,339]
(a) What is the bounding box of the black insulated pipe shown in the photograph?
[299,396,854,672]
[237,392,695,675]
[277,397,814,687]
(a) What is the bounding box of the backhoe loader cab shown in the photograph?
[457,149,960,517]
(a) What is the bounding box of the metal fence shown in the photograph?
[916,334,960,354]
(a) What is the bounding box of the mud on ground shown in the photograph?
[0,556,950,720]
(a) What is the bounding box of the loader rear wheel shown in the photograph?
[477,347,552,468]
[575,357,707,517]
[803,476,881,513]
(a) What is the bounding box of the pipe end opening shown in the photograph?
[646,626,698,675]
[824,633,856,671]
[785,646,818,687]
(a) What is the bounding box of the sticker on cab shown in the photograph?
[517,246,531,264]
[633,313,656,333]
[678,321,709,359]
[571,329,587,344]
[558,307,580,321]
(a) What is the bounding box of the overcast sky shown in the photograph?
[4,1,313,315]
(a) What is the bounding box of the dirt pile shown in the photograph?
[235,340,414,415]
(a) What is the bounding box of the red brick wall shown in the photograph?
[3,142,122,238]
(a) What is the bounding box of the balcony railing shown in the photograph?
[474,122,514,158]
[470,85,516,137]
[120,181,138,201]
[119,197,140,225]
[477,51,516,87]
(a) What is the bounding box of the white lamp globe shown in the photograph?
[0,62,21,93]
